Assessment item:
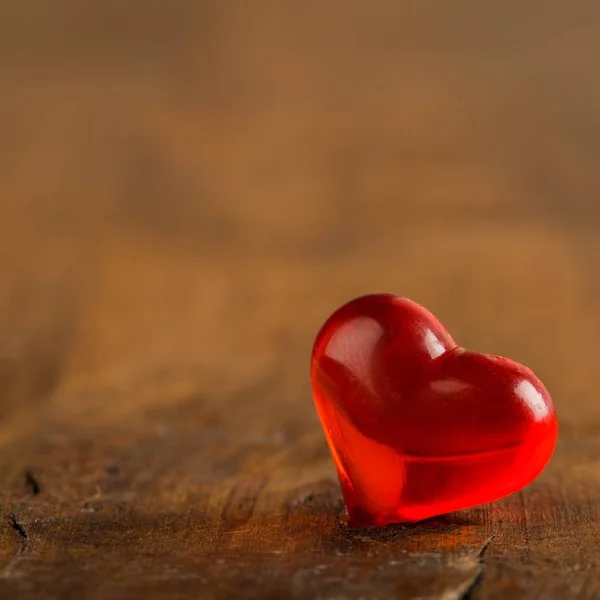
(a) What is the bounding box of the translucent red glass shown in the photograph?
[311,294,558,526]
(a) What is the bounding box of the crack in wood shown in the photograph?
[1,514,29,580]
[25,470,40,496]
[459,523,502,600]
[9,514,28,540]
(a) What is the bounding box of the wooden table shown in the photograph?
[1,2,600,598]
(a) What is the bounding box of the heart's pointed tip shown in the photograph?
[346,507,462,530]
[346,512,410,529]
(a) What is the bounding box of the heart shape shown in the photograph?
[311,294,558,526]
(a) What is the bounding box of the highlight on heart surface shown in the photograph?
[310,294,558,527]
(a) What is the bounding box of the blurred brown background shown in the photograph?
[1,2,600,599]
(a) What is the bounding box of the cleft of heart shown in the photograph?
[311,294,558,527]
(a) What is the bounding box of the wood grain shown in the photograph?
[1,1,600,598]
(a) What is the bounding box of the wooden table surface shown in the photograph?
[2,2,600,598]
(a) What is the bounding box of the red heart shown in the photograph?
[311,294,558,526]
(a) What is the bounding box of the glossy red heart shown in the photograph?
[311,294,558,526]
